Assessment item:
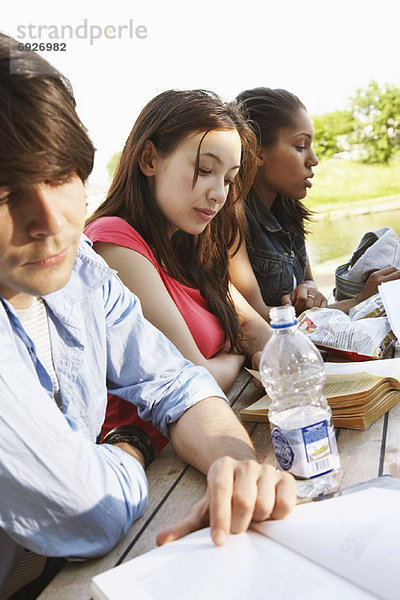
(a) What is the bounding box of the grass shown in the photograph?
[306,154,400,211]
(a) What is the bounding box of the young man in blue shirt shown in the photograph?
[0,33,295,598]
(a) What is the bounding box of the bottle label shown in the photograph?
[271,429,295,470]
[271,419,338,479]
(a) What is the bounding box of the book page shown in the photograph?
[379,279,400,339]
[245,367,262,381]
[91,527,374,600]
[252,487,400,600]
[243,363,400,426]
[323,372,383,398]
[250,359,400,381]
[324,357,400,380]
[240,394,270,413]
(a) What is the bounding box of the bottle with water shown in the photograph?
[260,305,341,499]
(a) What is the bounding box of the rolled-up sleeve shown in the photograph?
[103,275,228,437]
[0,250,227,564]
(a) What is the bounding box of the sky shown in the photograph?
[3,0,400,189]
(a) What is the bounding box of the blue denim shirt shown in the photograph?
[245,193,307,306]
[0,236,226,586]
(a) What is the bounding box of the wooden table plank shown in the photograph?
[383,400,400,478]
[337,418,385,488]
[38,367,399,599]
[122,466,206,563]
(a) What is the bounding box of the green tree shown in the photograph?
[107,151,121,180]
[313,110,356,160]
[351,80,400,163]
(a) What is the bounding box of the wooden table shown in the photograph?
[39,368,400,600]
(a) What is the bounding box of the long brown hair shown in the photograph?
[235,87,313,236]
[87,89,258,351]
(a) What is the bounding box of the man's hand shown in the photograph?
[281,283,328,315]
[167,397,296,546]
[156,458,296,547]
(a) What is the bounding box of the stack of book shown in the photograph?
[240,359,400,430]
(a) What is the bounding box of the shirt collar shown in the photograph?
[247,191,283,233]
[44,235,116,327]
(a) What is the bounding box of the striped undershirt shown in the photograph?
[16,297,61,408]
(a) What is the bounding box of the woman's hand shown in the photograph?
[156,458,296,547]
[251,350,262,371]
[329,266,400,314]
[356,266,400,304]
[281,283,328,315]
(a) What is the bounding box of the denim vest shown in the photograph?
[245,193,307,307]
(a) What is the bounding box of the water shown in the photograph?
[269,405,341,499]
[260,306,341,500]
[263,361,325,407]
[307,209,400,295]
[307,208,400,266]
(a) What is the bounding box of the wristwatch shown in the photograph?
[102,425,156,470]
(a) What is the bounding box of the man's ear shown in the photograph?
[139,140,159,176]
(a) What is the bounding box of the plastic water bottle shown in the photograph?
[260,305,341,499]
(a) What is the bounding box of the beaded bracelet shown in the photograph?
[102,425,156,470]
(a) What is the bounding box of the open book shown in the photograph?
[379,279,400,340]
[91,485,400,600]
[240,359,400,429]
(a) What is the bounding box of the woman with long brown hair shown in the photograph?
[85,89,271,451]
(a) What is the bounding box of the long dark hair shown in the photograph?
[235,87,312,236]
[0,33,94,187]
[87,89,258,352]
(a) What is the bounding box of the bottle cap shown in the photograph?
[269,305,297,329]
